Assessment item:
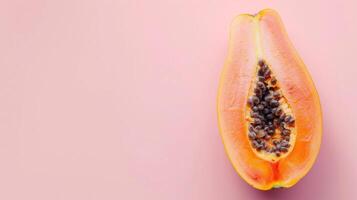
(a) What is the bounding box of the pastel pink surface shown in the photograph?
[0,0,355,199]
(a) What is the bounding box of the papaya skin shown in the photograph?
[217,9,322,190]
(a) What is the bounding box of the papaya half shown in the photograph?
[217,9,322,190]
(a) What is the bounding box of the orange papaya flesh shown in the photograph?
[217,9,322,190]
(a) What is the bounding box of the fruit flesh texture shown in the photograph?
[217,9,322,190]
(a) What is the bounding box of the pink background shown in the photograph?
[0,0,356,199]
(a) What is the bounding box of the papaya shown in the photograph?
[217,9,322,190]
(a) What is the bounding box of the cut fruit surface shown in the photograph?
[217,9,322,190]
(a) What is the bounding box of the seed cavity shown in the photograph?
[247,60,296,160]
